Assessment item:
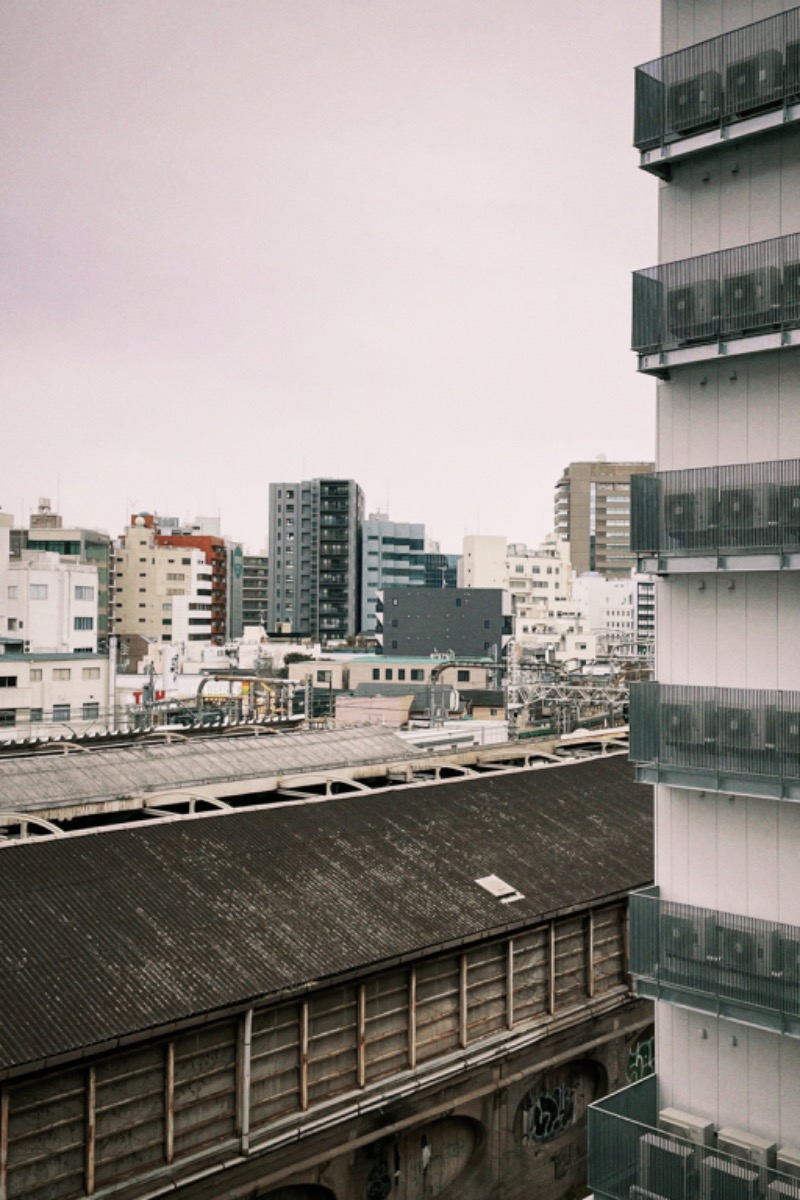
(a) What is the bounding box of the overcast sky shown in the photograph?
[2,1,660,554]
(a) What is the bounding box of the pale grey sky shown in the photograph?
[2,0,660,554]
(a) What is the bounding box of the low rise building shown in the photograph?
[377,587,513,658]
[0,651,110,738]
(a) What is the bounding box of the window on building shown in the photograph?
[410,669,423,681]
[30,669,43,682]
[29,708,42,723]
[82,702,100,720]
[74,585,95,600]
[0,710,16,726]
[484,619,491,628]
[7,586,18,599]
[81,667,100,680]
[391,640,398,650]
[457,669,470,682]
[53,669,71,681]
[7,618,17,632]
[74,617,94,631]
[0,676,18,688]
[53,704,71,721]
[385,669,393,680]
[29,584,48,600]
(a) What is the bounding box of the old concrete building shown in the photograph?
[0,738,653,1200]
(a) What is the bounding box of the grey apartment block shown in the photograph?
[242,554,269,629]
[378,587,512,658]
[268,479,364,640]
[361,514,426,633]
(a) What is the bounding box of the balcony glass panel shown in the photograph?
[634,7,800,150]
[631,887,800,1034]
[633,233,800,355]
[631,461,800,556]
[589,1076,800,1200]
[630,681,800,785]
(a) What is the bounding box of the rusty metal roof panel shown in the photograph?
[0,755,651,1073]
[0,725,416,811]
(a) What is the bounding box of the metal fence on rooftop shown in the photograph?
[631,460,800,556]
[634,7,800,149]
[632,232,800,354]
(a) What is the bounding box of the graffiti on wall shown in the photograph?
[518,1082,575,1144]
[627,1031,655,1082]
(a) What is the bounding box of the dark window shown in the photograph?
[457,670,470,682]
[82,702,100,720]
[456,598,462,606]
[385,669,393,680]
[29,708,43,723]
[53,704,71,721]
[0,677,18,688]
[398,669,406,681]
[391,641,398,650]
[0,709,16,726]
[411,669,423,681]
[484,619,491,628]
[372,668,380,680]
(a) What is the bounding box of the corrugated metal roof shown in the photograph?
[0,725,417,813]
[0,755,651,1072]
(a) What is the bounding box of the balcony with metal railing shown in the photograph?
[630,887,800,1036]
[631,461,800,572]
[588,1075,799,1200]
[630,681,800,799]
[633,233,800,375]
[635,7,800,177]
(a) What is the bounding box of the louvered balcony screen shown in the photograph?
[630,460,800,555]
[634,6,800,149]
[630,888,800,1023]
[633,233,800,354]
[630,681,800,781]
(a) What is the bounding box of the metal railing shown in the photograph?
[635,7,800,149]
[630,682,800,782]
[631,887,800,1028]
[633,233,800,353]
[631,460,800,555]
[589,1076,800,1200]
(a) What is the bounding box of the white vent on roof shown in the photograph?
[475,874,524,904]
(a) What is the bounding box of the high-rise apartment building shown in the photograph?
[554,459,653,577]
[361,513,425,633]
[590,5,800,1198]
[268,479,364,640]
[242,554,269,629]
[111,516,213,643]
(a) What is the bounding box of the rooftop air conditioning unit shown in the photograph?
[667,72,722,133]
[764,708,800,758]
[714,924,762,973]
[659,1109,715,1148]
[777,1148,800,1180]
[770,932,800,982]
[722,266,782,333]
[770,483,800,533]
[725,50,783,115]
[786,41,800,98]
[701,1155,760,1200]
[717,706,752,752]
[663,702,693,747]
[662,913,700,961]
[718,486,757,547]
[640,1132,696,1200]
[664,492,698,542]
[783,262,800,324]
[667,280,720,342]
[717,1129,777,1170]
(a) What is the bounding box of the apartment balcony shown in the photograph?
[588,1075,800,1200]
[633,233,800,375]
[630,681,800,799]
[631,461,800,572]
[635,8,800,178]
[630,887,800,1036]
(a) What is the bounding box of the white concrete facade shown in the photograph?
[648,0,800,1147]
[0,653,110,739]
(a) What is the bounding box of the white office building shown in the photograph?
[590,3,800,1198]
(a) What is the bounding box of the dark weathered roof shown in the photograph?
[0,724,416,814]
[0,754,651,1073]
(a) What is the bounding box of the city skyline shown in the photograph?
[2,1,659,554]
